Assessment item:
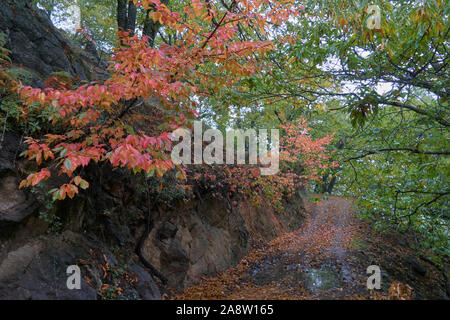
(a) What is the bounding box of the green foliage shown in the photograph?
[6,67,35,84]
[50,71,72,80]
[29,184,62,234]
[98,262,142,300]
[144,171,191,207]
[0,97,55,134]
[219,0,450,259]
[0,66,60,144]
[33,0,118,54]
[0,33,11,65]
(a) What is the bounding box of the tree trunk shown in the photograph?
[326,176,337,194]
[117,0,137,35]
[320,139,344,194]
[143,0,169,47]
[126,1,137,35]
[143,10,158,47]
[117,0,128,32]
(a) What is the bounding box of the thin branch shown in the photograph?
[345,148,450,161]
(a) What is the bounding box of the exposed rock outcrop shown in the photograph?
[82,164,305,292]
[143,197,304,289]
[0,132,38,237]
[0,171,36,223]
[0,0,108,85]
[0,231,160,300]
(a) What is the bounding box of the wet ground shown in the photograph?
[173,195,448,300]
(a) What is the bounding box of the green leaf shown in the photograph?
[79,180,89,190]
[64,159,72,171]
[147,168,155,177]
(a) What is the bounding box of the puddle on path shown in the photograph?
[301,266,341,291]
[250,262,343,292]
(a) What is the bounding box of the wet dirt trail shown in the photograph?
[173,195,448,300]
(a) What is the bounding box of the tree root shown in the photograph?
[135,216,168,285]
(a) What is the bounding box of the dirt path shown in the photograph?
[173,195,448,300]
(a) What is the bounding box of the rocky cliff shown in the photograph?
[0,0,107,87]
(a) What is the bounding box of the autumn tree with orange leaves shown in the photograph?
[10,0,335,208]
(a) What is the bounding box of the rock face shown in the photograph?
[143,197,304,289]
[0,231,160,300]
[0,173,36,223]
[0,0,107,84]
[0,132,37,231]
[0,152,304,299]
[81,165,305,292]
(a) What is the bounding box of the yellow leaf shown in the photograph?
[19,179,27,189]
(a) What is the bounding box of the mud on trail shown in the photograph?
[173,195,449,300]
